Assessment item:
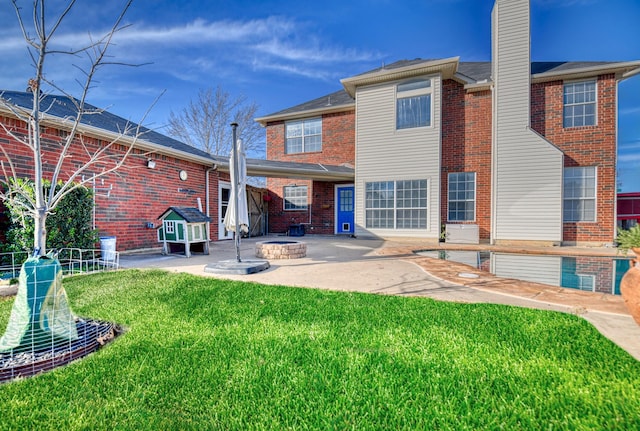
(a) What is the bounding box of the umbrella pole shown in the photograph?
[231,122,241,262]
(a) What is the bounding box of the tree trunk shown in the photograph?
[34,208,47,256]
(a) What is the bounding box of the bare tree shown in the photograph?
[167,86,264,159]
[0,0,154,256]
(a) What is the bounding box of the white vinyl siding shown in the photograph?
[448,172,476,221]
[563,80,596,128]
[354,74,441,239]
[492,253,562,287]
[283,185,308,210]
[491,0,563,243]
[285,118,322,153]
[563,166,596,222]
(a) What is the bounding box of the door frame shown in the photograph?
[218,181,233,240]
[334,183,355,235]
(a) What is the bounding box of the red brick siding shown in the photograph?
[265,110,355,234]
[265,179,344,235]
[441,80,493,241]
[572,256,615,294]
[0,114,222,251]
[531,74,617,244]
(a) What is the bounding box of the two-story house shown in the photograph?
[256,0,640,247]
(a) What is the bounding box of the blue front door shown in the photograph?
[336,186,354,234]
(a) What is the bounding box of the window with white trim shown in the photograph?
[563,166,596,222]
[365,180,427,229]
[563,80,596,128]
[448,172,476,222]
[165,221,175,234]
[396,79,432,129]
[285,118,322,153]
[284,185,308,211]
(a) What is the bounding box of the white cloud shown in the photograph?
[620,106,640,116]
[533,0,598,7]
[1,14,378,84]
[619,152,640,163]
[250,58,335,81]
[253,38,377,63]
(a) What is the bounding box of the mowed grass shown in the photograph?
[0,270,638,430]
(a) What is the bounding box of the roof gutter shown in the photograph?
[532,61,640,83]
[214,160,354,181]
[340,56,460,97]
[254,103,355,127]
[0,105,215,165]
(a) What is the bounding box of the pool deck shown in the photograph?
[2,235,638,360]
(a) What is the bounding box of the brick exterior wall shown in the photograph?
[265,75,618,244]
[441,80,493,241]
[531,74,617,244]
[0,114,223,251]
[265,110,355,235]
[2,73,619,248]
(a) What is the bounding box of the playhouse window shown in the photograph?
[165,221,175,234]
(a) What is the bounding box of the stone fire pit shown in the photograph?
[255,240,307,259]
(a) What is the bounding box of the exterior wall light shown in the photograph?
[147,159,156,169]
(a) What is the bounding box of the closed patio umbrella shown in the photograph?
[223,124,249,261]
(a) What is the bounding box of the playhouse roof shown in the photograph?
[158,207,211,223]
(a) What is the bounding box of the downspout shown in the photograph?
[205,164,218,243]
[490,80,498,245]
[489,1,498,246]
[614,78,620,242]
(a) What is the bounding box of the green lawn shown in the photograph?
[0,269,638,430]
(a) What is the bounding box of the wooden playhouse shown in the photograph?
[157,207,211,257]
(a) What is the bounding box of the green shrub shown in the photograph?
[1,178,98,253]
[617,224,640,254]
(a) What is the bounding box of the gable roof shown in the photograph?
[256,58,640,121]
[255,89,354,126]
[158,207,211,223]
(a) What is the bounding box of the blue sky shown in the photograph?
[1,0,639,191]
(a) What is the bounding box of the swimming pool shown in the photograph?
[416,250,633,295]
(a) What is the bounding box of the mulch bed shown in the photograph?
[0,318,123,383]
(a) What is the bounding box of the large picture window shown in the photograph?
[284,185,308,211]
[396,79,432,129]
[563,80,596,128]
[563,166,596,222]
[365,180,427,229]
[448,172,476,222]
[285,118,322,153]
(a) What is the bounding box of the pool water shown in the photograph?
[417,250,633,295]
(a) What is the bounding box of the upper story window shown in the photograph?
[563,80,596,128]
[283,185,308,211]
[396,79,432,129]
[285,118,322,154]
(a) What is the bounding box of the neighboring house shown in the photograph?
[618,192,640,230]
[256,0,640,246]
